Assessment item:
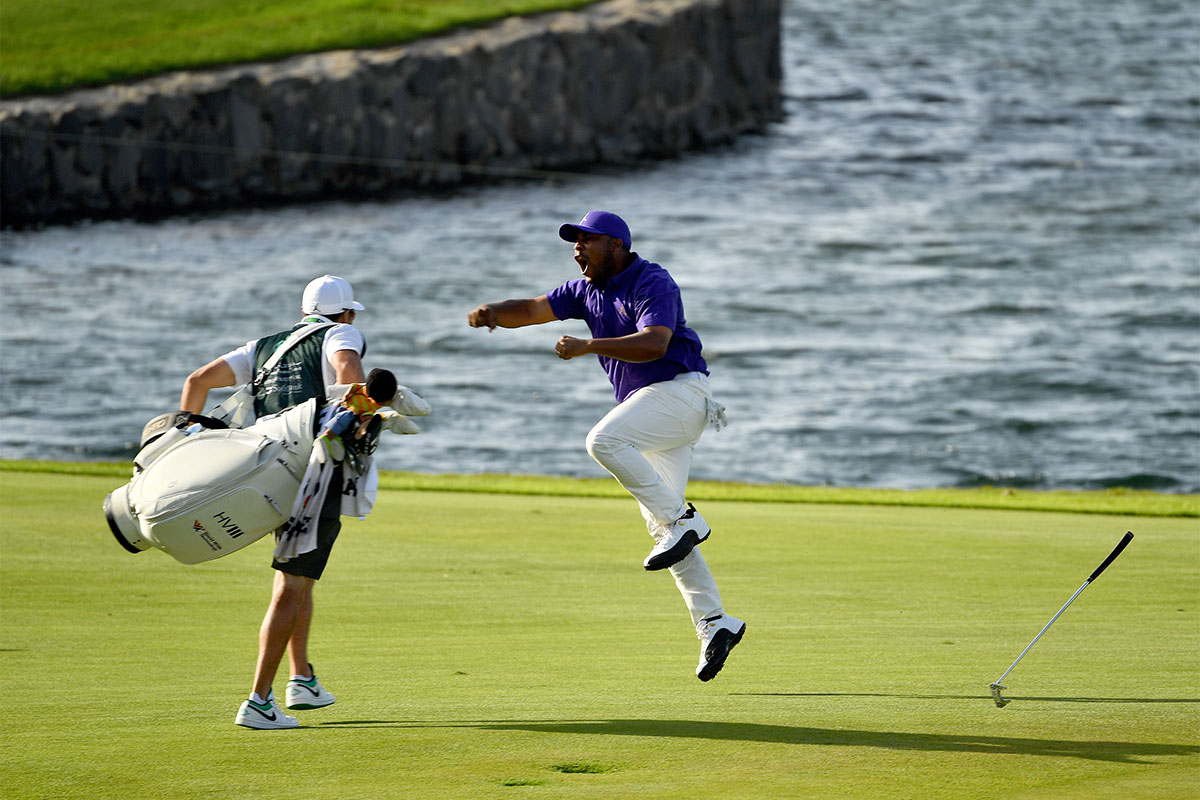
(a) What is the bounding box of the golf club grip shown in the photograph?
[1087,531,1134,583]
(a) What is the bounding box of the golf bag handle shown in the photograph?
[185,412,229,430]
[1088,531,1133,583]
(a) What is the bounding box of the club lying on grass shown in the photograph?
[990,530,1135,708]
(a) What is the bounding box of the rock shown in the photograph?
[0,0,782,226]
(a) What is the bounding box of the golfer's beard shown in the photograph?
[586,253,616,290]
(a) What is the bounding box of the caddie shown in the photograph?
[181,274,406,729]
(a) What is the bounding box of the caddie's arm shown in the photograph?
[180,358,236,414]
[556,325,672,363]
[467,296,557,331]
[331,349,366,385]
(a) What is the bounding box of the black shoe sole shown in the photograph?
[644,529,710,571]
[698,622,746,682]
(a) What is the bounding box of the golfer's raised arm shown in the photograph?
[467,296,556,331]
[556,325,673,363]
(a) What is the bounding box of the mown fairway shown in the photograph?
[0,0,596,96]
[1,469,1197,799]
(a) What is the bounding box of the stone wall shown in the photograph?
[0,0,782,226]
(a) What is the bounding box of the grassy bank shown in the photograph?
[1,0,596,97]
[1,469,1197,799]
[2,459,1197,517]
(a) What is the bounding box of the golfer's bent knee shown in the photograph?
[585,427,629,467]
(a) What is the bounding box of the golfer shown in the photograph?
[181,275,367,729]
[467,211,745,681]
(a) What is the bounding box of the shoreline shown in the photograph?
[0,0,782,226]
[5,459,1196,517]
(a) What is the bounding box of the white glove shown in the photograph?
[377,407,421,435]
[326,382,429,416]
[391,384,431,416]
[706,398,728,432]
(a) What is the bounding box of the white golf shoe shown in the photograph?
[235,691,299,729]
[644,503,710,571]
[696,614,746,682]
[286,665,337,710]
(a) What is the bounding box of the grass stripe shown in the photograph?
[1,470,1196,799]
[1,459,1196,517]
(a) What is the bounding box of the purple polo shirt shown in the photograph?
[546,255,708,403]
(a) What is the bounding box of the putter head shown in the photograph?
[990,683,1010,708]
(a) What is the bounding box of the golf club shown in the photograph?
[990,530,1134,708]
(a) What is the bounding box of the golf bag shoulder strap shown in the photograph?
[251,322,336,392]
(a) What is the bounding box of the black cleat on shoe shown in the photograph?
[696,616,746,682]
[644,504,711,571]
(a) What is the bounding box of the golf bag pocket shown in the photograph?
[142,485,287,565]
[110,429,308,565]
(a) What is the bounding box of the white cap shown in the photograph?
[302,275,366,316]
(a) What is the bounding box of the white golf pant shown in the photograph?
[585,372,724,627]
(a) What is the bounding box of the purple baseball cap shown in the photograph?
[558,210,631,249]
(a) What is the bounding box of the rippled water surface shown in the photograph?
[2,0,1198,491]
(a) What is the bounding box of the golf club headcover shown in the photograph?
[327,373,429,417]
[366,368,398,405]
[377,407,421,435]
[389,383,430,417]
[339,383,382,418]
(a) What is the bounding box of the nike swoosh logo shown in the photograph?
[248,704,277,721]
[295,683,319,696]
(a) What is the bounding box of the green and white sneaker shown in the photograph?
[286,664,337,710]
[235,691,298,730]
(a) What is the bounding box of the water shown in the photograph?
[2,0,1198,492]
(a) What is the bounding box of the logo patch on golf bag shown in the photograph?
[213,511,246,539]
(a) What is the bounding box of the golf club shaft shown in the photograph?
[993,578,1090,687]
[992,532,1134,687]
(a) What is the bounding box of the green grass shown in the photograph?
[3,459,1198,517]
[1,466,1198,798]
[0,0,597,97]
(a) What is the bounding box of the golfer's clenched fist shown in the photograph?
[468,303,588,359]
[467,304,498,331]
[555,335,589,360]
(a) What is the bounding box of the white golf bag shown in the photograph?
[105,401,322,565]
[104,378,428,565]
